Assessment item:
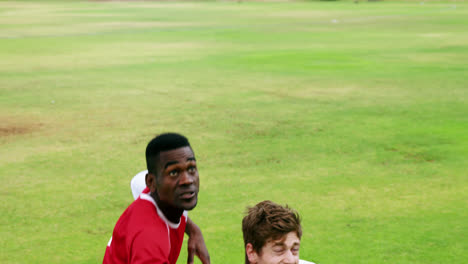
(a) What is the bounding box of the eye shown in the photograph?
[273,247,284,254]
[169,170,178,177]
[291,246,300,255]
[188,166,197,173]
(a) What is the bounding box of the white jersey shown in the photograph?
[130,170,148,200]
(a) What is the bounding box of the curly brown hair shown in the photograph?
[242,200,302,264]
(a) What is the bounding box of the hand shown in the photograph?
[186,217,210,264]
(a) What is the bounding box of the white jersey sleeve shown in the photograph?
[130,170,148,200]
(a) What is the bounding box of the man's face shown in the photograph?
[248,232,300,264]
[153,146,199,210]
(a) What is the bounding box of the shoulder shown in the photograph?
[129,202,171,252]
[128,198,163,225]
[119,199,166,239]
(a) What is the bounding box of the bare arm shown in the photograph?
[185,217,210,264]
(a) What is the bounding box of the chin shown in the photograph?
[180,198,198,211]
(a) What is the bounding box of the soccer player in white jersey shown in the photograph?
[242,200,316,264]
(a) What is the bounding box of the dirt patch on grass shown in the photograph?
[0,125,31,136]
[0,117,43,138]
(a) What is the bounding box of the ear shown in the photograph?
[146,172,157,193]
[246,243,258,264]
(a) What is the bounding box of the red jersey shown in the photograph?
[103,188,187,264]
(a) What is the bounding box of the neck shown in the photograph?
[151,192,184,223]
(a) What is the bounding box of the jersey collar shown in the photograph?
[139,193,188,229]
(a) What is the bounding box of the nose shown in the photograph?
[179,170,194,185]
[283,250,298,264]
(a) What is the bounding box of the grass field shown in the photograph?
[1,0,467,263]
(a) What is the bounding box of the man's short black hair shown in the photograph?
[145,133,192,175]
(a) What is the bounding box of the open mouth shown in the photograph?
[180,191,196,200]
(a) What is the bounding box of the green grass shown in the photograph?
[1,0,467,263]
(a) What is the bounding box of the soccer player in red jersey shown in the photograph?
[104,133,209,264]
